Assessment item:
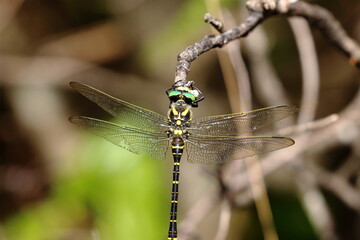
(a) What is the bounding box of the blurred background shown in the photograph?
[0,0,359,239]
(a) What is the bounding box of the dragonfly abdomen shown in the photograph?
[168,137,184,239]
[168,165,179,239]
[171,137,185,160]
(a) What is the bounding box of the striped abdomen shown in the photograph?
[168,137,184,240]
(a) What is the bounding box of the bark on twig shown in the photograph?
[175,0,360,87]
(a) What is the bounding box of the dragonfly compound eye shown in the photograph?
[168,90,182,101]
[182,92,196,104]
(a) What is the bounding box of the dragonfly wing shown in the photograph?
[70,82,169,131]
[189,105,298,136]
[70,116,170,161]
[186,135,294,164]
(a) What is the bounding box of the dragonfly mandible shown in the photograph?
[69,81,297,240]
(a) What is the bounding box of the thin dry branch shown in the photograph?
[294,166,339,240]
[244,25,290,106]
[174,0,360,87]
[204,13,225,33]
[228,98,360,211]
[287,16,337,240]
[286,1,360,67]
[308,162,360,213]
[289,18,320,124]
[214,198,232,240]
[179,194,221,240]
[175,11,263,86]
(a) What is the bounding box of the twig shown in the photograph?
[238,82,360,185]
[204,11,252,112]
[307,162,360,213]
[287,17,337,240]
[204,13,225,33]
[278,114,339,136]
[222,114,340,208]
[289,18,320,124]
[294,162,339,240]
[211,8,278,239]
[228,101,360,212]
[244,25,290,106]
[214,198,232,240]
[175,0,360,86]
[335,153,360,178]
[179,194,221,240]
[223,10,253,112]
[286,1,360,67]
[174,11,264,86]
[243,156,279,240]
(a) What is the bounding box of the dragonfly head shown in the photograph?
[167,87,195,104]
[166,83,204,107]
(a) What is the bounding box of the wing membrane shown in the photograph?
[186,135,294,164]
[70,116,170,161]
[70,82,169,131]
[189,105,297,136]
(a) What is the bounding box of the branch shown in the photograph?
[308,162,360,213]
[286,1,360,67]
[204,13,225,33]
[214,198,232,240]
[289,17,320,124]
[179,194,221,240]
[175,0,360,86]
[175,12,264,86]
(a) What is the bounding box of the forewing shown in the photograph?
[70,82,169,131]
[70,116,170,161]
[186,135,294,164]
[189,105,298,136]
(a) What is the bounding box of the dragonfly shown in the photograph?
[69,81,297,240]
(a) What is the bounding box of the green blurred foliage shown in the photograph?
[228,192,318,240]
[138,0,244,79]
[4,135,168,240]
[138,0,209,78]
[270,192,318,240]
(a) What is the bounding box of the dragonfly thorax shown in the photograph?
[167,100,192,139]
[168,100,192,127]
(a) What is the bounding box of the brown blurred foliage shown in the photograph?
[0,0,359,239]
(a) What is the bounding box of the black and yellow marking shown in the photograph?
[168,136,184,240]
[171,107,179,116]
[181,108,189,116]
[172,152,182,155]
[172,145,185,149]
